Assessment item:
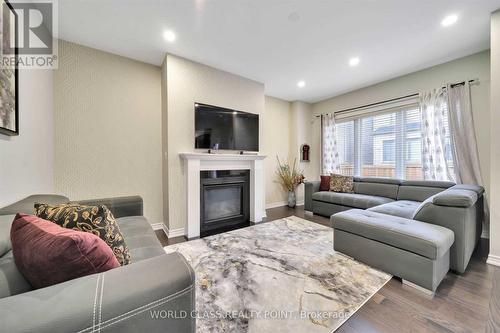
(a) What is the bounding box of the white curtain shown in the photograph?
[420,89,455,181]
[321,113,340,174]
[447,82,484,186]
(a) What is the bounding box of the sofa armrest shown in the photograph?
[0,194,69,215]
[0,253,195,333]
[73,196,143,218]
[432,189,478,208]
[304,181,321,211]
[413,189,484,273]
[451,184,485,196]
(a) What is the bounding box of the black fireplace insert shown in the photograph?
[200,170,250,237]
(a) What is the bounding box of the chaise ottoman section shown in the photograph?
[331,209,454,292]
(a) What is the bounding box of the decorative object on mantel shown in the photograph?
[276,157,305,208]
[301,144,310,162]
[0,0,19,136]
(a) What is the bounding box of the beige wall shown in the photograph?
[54,41,163,224]
[0,69,54,206]
[263,96,291,206]
[163,54,265,231]
[52,43,293,231]
[161,58,169,229]
[489,11,500,261]
[262,98,317,207]
[312,51,491,232]
[289,101,316,203]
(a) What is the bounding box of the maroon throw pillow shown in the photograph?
[10,214,120,289]
[320,175,331,191]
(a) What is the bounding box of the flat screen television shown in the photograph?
[195,103,259,151]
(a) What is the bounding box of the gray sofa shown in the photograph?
[305,177,484,291]
[0,194,195,333]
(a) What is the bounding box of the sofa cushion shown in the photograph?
[116,216,165,262]
[11,214,120,289]
[367,200,421,219]
[0,250,32,298]
[397,185,447,202]
[35,203,131,266]
[401,180,455,188]
[353,177,402,185]
[0,215,15,257]
[450,184,485,196]
[432,189,478,208]
[353,182,400,200]
[332,209,454,259]
[312,191,394,209]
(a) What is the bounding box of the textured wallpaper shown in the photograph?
[163,54,265,231]
[0,69,54,206]
[54,41,163,224]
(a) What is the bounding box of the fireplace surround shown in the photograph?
[180,152,266,239]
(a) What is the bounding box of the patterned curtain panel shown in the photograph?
[447,82,484,186]
[321,113,340,175]
[420,89,455,181]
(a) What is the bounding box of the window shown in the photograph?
[336,121,355,176]
[383,140,395,162]
[406,138,421,162]
[333,103,430,180]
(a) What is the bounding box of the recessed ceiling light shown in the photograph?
[349,57,360,67]
[297,80,306,88]
[163,30,176,42]
[441,14,458,27]
[288,11,300,22]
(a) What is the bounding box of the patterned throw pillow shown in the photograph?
[329,174,354,193]
[34,203,131,266]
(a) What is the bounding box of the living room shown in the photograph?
[1,1,500,332]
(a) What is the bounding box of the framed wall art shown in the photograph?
[0,0,18,136]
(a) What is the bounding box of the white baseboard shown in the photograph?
[266,201,287,209]
[151,223,167,234]
[166,227,186,238]
[265,201,304,209]
[487,254,500,267]
[151,223,185,238]
[402,279,435,297]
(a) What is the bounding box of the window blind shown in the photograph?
[334,102,452,180]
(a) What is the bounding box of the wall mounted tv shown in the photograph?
[195,103,259,151]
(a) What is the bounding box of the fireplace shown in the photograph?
[180,152,266,239]
[200,170,250,237]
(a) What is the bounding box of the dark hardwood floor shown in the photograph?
[156,205,499,333]
[154,229,185,246]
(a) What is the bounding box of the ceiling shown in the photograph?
[58,0,500,103]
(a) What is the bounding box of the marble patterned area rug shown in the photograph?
[164,216,391,332]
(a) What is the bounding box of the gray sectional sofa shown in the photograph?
[305,177,484,292]
[0,194,195,333]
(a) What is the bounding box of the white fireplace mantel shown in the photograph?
[180,152,267,239]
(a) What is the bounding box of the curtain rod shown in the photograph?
[315,79,478,118]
